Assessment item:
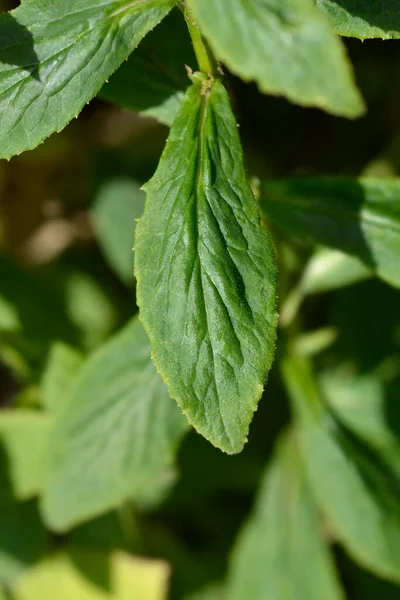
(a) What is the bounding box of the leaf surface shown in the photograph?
[101,9,196,126]
[91,179,145,285]
[0,0,174,159]
[317,0,400,39]
[41,342,84,416]
[261,177,400,288]
[0,411,50,503]
[13,550,169,600]
[135,77,277,454]
[41,318,188,532]
[190,0,364,117]
[228,434,344,600]
[283,354,400,583]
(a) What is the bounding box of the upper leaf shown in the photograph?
[0,0,174,159]
[283,354,400,583]
[228,433,344,600]
[101,9,196,126]
[41,318,188,532]
[135,76,278,454]
[317,0,400,39]
[261,177,400,289]
[190,0,365,118]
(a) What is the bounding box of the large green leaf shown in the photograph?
[0,410,50,504]
[282,354,400,583]
[0,0,174,159]
[41,318,188,532]
[135,76,278,454]
[91,179,145,285]
[317,0,400,39]
[190,0,364,118]
[227,434,344,600]
[261,177,400,289]
[13,549,169,600]
[41,342,84,417]
[101,9,196,126]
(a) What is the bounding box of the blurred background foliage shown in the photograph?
[1,0,400,598]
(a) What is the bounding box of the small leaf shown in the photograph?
[91,179,145,285]
[0,410,50,504]
[13,550,170,600]
[0,0,175,159]
[300,247,373,295]
[317,0,400,39]
[0,501,48,587]
[41,318,188,532]
[190,0,365,117]
[41,342,84,417]
[282,354,400,583]
[135,77,277,454]
[261,177,400,289]
[227,433,344,600]
[101,9,196,126]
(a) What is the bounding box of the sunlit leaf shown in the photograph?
[190,0,364,117]
[0,0,175,158]
[317,0,400,39]
[135,75,277,454]
[13,550,170,600]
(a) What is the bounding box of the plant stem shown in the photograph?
[181,2,217,76]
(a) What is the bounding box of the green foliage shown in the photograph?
[42,318,188,532]
[135,76,277,453]
[190,0,365,116]
[317,0,400,39]
[261,177,400,288]
[0,0,174,159]
[0,0,400,598]
[91,179,145,285]
[101,9,196,126]
[228,433,344,600]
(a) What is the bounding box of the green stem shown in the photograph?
[181,2,217,75]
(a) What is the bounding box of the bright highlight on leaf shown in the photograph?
[135,75,278,454]
[190,0,365,117]
[261,177,400,289]
[13,550,170,600]
[0,0,175,159]
[41,318,188,532]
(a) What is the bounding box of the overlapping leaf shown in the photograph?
[101,9,196,126]
[135,76,278,454]
[41,318,188,532]
[317,0,400,39]
[283,354,400,583]
[0,0,174,159]
[190,0,364,117]
[261,177,400,289]
[228,434,344,600]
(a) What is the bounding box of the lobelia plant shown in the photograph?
[1,0,400,598]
